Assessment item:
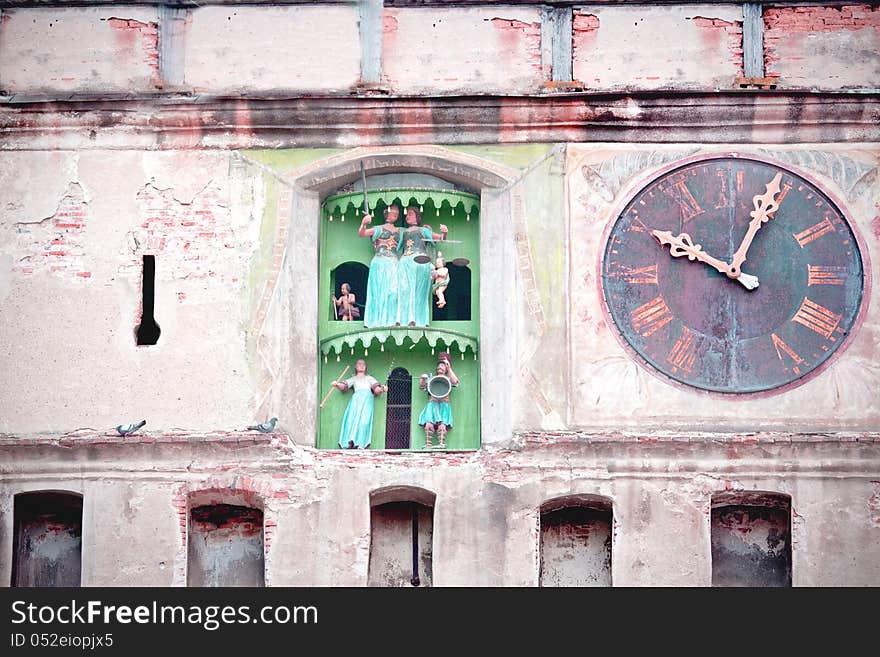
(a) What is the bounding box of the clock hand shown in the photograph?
[727,172,783,279]
[652,230,760,290]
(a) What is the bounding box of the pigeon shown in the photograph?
[247,417,278,433]
[116,420,146,436]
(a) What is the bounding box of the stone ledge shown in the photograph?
[1,429,877,451]
[514,430,880,445]
[1,92,877,149]
[0,430,285,448]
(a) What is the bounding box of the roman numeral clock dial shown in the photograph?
[601,156,865,394]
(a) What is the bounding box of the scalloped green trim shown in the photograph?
[320,327,478,356]
[323,188,480,219]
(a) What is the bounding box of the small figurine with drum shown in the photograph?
[418,353,459,449]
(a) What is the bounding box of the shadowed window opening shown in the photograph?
[431,263,471,321]
[368,501,433,587]
[540,503,612,587]
[711,492,791,587]
[187,504,265,587]
[385,367,412,449]
[12,492,83,587]
[136,255,161,345]
[330,261,368,321]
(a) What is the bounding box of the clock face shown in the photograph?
[601,156,865,394]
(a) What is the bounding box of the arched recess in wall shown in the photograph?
[12,491,83,587]
[368,486,437,587]
[329,261,368,321]
[539,495,613,587]
[255,147,520,448]
[318,173,482,451]
[711,491,792,587]
[186,490,266,587]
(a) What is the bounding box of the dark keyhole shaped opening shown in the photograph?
[136,255,161,346]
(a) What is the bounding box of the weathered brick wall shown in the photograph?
[1,3,876,97]
[572,4,744,91]
[0,151,255,435]
[1,434,878,586]
[764,5,880,90]
[184,5,361,93]
[382,6,544,94]
[0,3,877,588]
[0,7,161,94]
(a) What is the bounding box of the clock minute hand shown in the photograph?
[651,230,760,290]
[727,172,783,279]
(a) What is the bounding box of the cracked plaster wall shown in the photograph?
[0,437,878,586]
[0,151,256,434]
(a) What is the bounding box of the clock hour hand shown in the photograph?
[728,172,783,279]
[652,230,760,290]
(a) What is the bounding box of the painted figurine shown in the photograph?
[418,356,458,449]
[431,253,450,308]
[397,206,447,327]
[332,282,360,321]
[331,359,387,449]
[359,205,400,327]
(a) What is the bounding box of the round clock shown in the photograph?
[600,155,865,394]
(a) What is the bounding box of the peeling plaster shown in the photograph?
[10,182,91,280]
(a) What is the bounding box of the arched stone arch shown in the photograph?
[253,146,520,447]
[370,485,437,508]
[368,484,437,587]
[540,494,613,514]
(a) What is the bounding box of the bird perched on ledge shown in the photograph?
[115,420,146,436]
[247,417,278,433]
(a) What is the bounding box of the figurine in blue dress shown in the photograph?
[332,359,388,449]
[397,206,448,327]
[418,356,459,449]
[359,205,401,327]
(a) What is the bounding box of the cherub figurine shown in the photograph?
[333,282,360,321]
[431,252,450,309]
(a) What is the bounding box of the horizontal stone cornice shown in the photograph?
[1,92,877,149]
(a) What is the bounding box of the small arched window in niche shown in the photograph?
[431,263,471,321]
[330,262,368,321]
[385,367,412,449]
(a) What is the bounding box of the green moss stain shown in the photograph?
[448,144,554,169]
[242,148,344,174]
[521,155,565,327]
[248,174,279,314]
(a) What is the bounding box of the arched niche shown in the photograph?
[539,495,613,587]
[368,486,437,588]
[710,491,792,587]
[263,146,518,448]
[12,491,83,587]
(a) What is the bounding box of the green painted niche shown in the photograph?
[317,186,481,451]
